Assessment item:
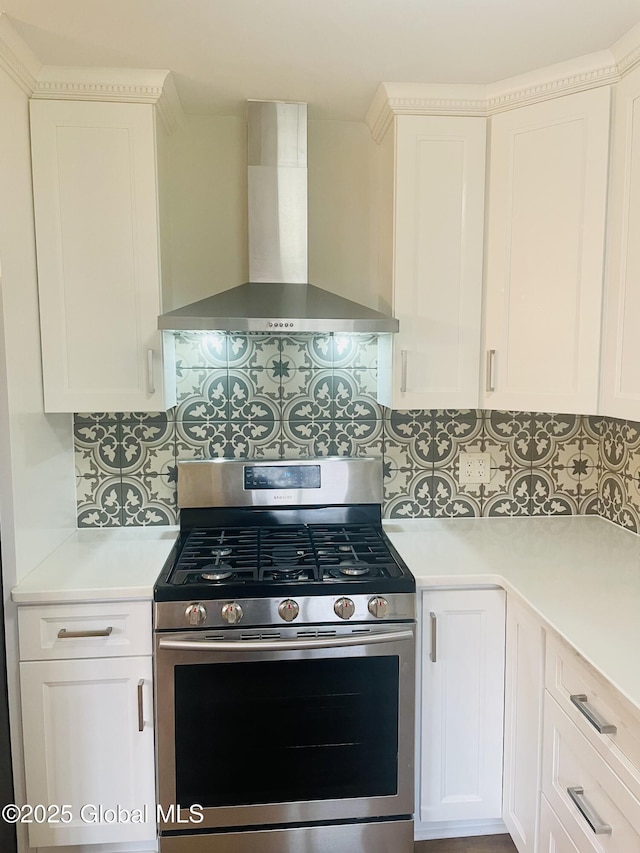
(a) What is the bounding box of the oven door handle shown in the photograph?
[158,629,414,653]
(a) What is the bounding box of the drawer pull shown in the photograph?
[137,679,144,732]
[570,693,617,735]
[400,349,408,393]
[57,627,113,639]
[485,349,496,392]
[567,786,612,835]
[430,612,437,663]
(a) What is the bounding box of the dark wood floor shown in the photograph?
[415,835,517,852]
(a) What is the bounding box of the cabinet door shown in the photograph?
[419,587,505,823]
[483,87,610,414]
[377,115,486,409]
[30,99,176,413]
[601,65,640,419]
[502,596,545,853]
[20,655,156,847]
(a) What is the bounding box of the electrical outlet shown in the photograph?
[458,452,491,484]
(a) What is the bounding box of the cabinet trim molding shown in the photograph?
[31,67,185,132]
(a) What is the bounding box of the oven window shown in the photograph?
[174,655,399,807]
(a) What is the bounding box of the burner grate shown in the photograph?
[168,523,402,587]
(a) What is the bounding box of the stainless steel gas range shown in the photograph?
[154,456,416,853]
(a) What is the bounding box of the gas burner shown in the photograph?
[270,545,306,565]
[201,565,234,582]
[269,567,305,580]
[338,561,370,576]
[210,547,232,558]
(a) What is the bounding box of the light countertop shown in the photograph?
[11,515,640,711]
[384,515,640,710]
[11,527,179,603]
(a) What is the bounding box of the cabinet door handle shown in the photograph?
[570,694,617,735]
[57,627,113,639]
[147,349,156,395]
[400,349,408,393]
[430,612,437,663]
[485,349,496,392]
[567,787,611,835]
[137,679,144,732]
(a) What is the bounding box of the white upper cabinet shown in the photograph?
[601,64,640,420]
[30,97,177,413]
[483,87,611,415]
[375,114,487,410]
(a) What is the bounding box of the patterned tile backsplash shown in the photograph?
[73,333,637,533]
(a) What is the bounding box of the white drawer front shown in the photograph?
[539,794,597,853]
[546,632,640,798]
[543,692,640,852]
[18,601,152,660]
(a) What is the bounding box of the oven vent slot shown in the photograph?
[204,633,225,640]
[350,628,373,634]
[296,629,337,638]
[240,632,282,641]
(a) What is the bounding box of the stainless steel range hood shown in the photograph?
[158,101,398,334]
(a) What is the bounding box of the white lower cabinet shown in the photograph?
[502,597,545,853]
[417,588,505,829]
[539,795,589,853]
[18,603,156,849]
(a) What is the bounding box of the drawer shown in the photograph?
[542,692,640,852]
[546,631,640,797]
[539,794,596,853]
[18,601,152,660]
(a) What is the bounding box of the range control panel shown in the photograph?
[244,464,321,491]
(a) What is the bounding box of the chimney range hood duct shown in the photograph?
[158,100,399,334]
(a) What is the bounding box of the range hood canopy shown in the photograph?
[158,100,398,334]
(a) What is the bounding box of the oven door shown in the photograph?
[155,623,415,832]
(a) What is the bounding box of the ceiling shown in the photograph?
[4,0,640,121]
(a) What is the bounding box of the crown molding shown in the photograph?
[367,50,623,142]
[0,14,40,95]
[32,67,185,132]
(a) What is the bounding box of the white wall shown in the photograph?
[0,16,76,851]
[165,113,379,311]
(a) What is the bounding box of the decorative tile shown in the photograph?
[600,418,628,472]
[384,470,432,519]
[432,410,482,467]
[120,420,176,477]
[227,334,282,370]
[384,410,434,469]
[228,368,281,421]
[282,420,333,458]
[483,471,532,517]
[529,470,577,516]
[582,414,603,442]
[176,421,230,460]
[527,412,580,466]
[281,369,334,419]
[484,411,534,466]
[333,369,381,420]
[599,471,639,532]
[176,368,229,421]
[74,421,121,476]
[330,420,383,457]
[332,334,378,369]
[77,477,123,527]
[227,422,282,459]
[280,334,333,369]
[121,474,177,526]
[174,332,228,369]
[429,471,481,518]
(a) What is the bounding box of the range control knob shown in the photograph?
[221,602,244,625]
[334,597,355,620]
[278,599,300,622]
[368,596,389,618]
[185,603,207,626]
